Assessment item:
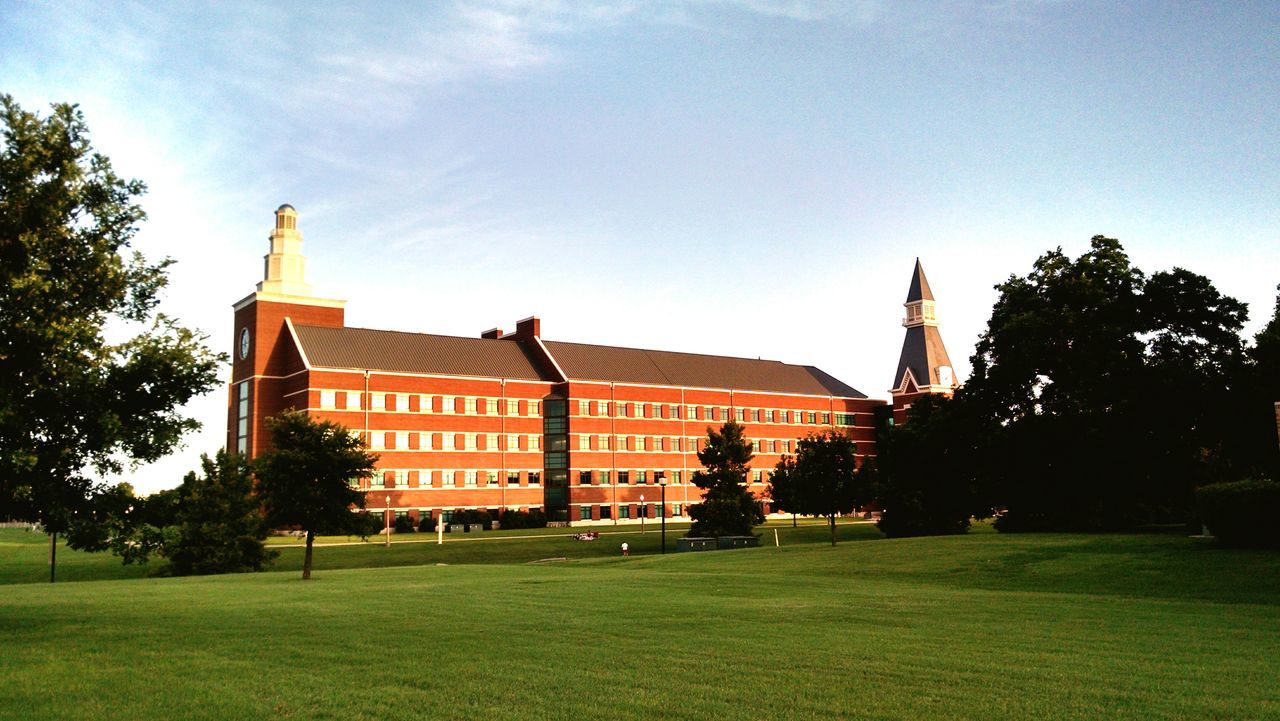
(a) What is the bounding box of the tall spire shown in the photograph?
[257,204,313,297]
[892,259,957,396]
[905,258,934,303]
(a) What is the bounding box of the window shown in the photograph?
[580,470,593,485]
[507,471,520,486]
[821,413,830,424]
[464,433,477,451]
[528,472,541,485]
[464,471,478,487]
[579,506,592,521]
[487,399,499,414]
[530,435,541,451]
[636,470,648,484]
[619,505,631,519]
[319,390,335,409]
[752,470,762,484]
[673,504,682,517]
[442,470,455,487]
[806,412,816,424]
[546,452,568,470]
[578,400,590,416]
[434,396,447,414]
[735,408,745,422]
[672,471,682,484]
[599,470,611,485]
[545,417,567,434]
[372,393,385,411]
[442,434,454,451]
[397,393,409,411]
[345,391,361,410]
[395,431,408,449]
[752,440,760,452]
[464,398,477,414]
[600,505,612,520]
[618,471,630,485]
[370,432,386,450]
[486,472,498,486]
[836,413,857,426]
[235,381,249,454]
[394,470,409,488]
[530,401,540,416]
[486,433,499,450]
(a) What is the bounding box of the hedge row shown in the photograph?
[1195,478,1280,549]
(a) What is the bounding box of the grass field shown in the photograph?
[2,525,1278,720]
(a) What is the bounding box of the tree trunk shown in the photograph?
[792,512,797,528]
[302,530,315,580]
[49,531,57,584]
[829,514,837,546]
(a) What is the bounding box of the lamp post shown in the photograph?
[640,494,646,534]
[385,494,391,548]
[656,472,667,555]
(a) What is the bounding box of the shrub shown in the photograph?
[392,514,416,533]
[417,514,436,532]
[494,509,549,529]
[1196,479,1280,549]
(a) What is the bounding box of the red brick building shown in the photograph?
[228,206,955,526]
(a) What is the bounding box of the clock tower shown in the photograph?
[227,205,345,457]
[890,259,959,424]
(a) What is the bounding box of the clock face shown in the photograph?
[238,328,250,360]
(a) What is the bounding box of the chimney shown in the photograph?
[481,328,504,340]
[513,316,541,339]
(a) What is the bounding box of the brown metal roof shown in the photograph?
[292,325,554,381]
[543,340,867,398]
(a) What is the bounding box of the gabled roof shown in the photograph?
[543,340,867,398]
[906,258,935,302]
[292,325,555,381]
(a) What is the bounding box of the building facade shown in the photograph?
[228,206,955,525]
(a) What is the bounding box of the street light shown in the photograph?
[640,493,646,534]
[656,472,667,555]
[385,494,391,548]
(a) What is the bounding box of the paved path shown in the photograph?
[270,520,877,548]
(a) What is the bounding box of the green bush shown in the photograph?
[495,509,549,529]
[392,514,416,533]
[417,514,436,532]
[1196,479,1280,549]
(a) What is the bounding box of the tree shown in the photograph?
[163,451,276,575]
[767,455,801,528]
[687,421,763,538]
[964,236,1250,530]
[253,410,378,580]
[871,394,987,537]
[0,96,223,581]
[769,430,863,546]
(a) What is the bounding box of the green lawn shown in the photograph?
[2,526,1278,720]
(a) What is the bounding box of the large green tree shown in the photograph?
[253,410,378,580]
[0,96,223,580]
[871,394,989,537]
[768,430,863,546]
[965,236,1250,530]
[164,451,276,575]
[688,421,763,538]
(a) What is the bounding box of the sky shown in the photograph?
[3,0,1278,494]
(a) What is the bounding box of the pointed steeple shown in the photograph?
[905,258,934,302]
[892,259,957,396]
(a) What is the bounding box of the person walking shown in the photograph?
[621,541,630,557]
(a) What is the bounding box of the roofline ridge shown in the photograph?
[545,337,795,366]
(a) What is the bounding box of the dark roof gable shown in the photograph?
[544,340,866,398]
[292,325,554,381]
